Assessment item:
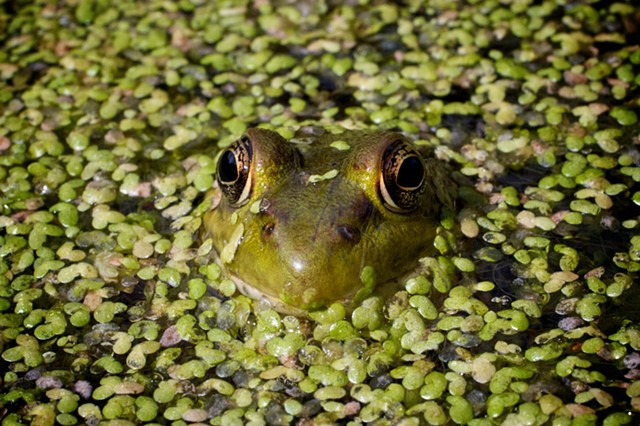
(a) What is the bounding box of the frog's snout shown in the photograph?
[336,224,361,244]
[261,218,362,247]
[261,221,275,237]
[250,197,372,303]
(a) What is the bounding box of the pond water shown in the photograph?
[1,1,639,425]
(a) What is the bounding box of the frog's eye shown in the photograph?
[379,140,426,213]
[217,135,253,206]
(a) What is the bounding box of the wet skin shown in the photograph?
[203,127,456,314]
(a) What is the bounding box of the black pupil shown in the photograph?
[218,150,239,183]
[396,156,423,188]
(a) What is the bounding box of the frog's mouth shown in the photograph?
[208,244,425,317]
[206,241,369,315]
[227,274,322,316]
[220,264,419,317]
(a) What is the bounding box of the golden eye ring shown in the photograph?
[217,135,253,206]
[379,140,426,213]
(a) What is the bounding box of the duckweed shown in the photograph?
[1,0,640,424]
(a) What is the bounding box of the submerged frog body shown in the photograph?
[203,127,456,314]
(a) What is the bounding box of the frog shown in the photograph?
[203,127,456,315]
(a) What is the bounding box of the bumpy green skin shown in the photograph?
[204,128,456,313]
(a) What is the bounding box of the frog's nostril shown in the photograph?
[262,222,275,236]
[337,225,361,244]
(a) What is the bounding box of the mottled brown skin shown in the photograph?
[203,127,456,314]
